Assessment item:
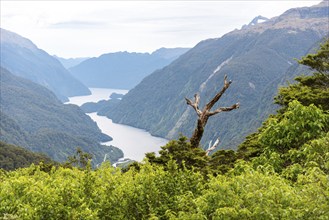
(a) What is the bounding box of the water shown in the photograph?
[68,88,129,106]
[67,88,168,162]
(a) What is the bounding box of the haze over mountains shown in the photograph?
[104,1,329,150]
[69,48,189,89]
[53,55,89,69]
[0,28,90,102]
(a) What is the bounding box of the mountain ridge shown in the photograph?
[104,2,328,150]
[0,28,91,101]
[69,47,190,89]
[53,55,89,69]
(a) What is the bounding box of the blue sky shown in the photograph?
[1,1,322,58]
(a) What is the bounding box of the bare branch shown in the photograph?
[207,103,240,116]
[206,137,220,156]
[185,97,193,106]
[185,93,202,116]
[187,74,239,148]
[194,93,200,106]
[204,74,232,111]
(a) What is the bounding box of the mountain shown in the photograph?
[69,48,190,89]
[241,15,269,29]
[0,67,123,165]
[0,28,90,102]
[105,2,329,150]
[53,55,89,69]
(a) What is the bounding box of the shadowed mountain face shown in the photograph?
[0,67,123,165]
[69,48,190,89]
[0,28,90,102]
[105,2,329,150]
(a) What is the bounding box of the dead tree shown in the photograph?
[185,75,239,149]
[206,137,220,156]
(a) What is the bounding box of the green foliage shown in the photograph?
[298,38,329,74]
[1,159,328,219]
[195,164,328,220]
[259,100,328,153]
[275,76,329,111]
[238,38,329,177]
[209,150,237,175]
[1,95,328,219]
[247,89,328,178]
[275,38,329,111]
[145,135,209,174]
[0,142,55,171]
[0,160,207,219]
[236,132,263,161]
[63,147,92,169]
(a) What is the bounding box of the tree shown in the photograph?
[275,38,329,110]
[63,147,92,169]
[145,135,210,174]
[239,38,329,161]
[298,38,329,75]
[186,75,239,148]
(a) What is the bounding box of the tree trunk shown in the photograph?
[190,116,208,148]
[185,75,239,148]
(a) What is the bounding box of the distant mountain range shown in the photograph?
[53,55,89,69]
[104,1,329,150]
[69,48,190,89]
[0,28,90,101]
[0,67,123,165]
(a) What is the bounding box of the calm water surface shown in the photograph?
[67,88,168,162]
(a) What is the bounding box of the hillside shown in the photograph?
[0,28,90,101]
[0,141,54,171]
[69,48,189,89]
[0,67,123,165]
[105,2,329,150]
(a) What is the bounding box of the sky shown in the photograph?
[1,1,323,58]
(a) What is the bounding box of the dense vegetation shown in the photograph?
[0,68,123,165]
[0,142,54,171]
[105,3,328,150]
[1,39,328,219]
[1,158,327,219]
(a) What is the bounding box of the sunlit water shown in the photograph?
[67,88,168,162]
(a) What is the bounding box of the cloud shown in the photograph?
[49,20,106,29]
[1,0,322,57]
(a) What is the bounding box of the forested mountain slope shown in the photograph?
[69,48,189,89]
[106,1,329,150]
[0,67,123,164]
[0,28,90,102]
[0,141,54,171]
